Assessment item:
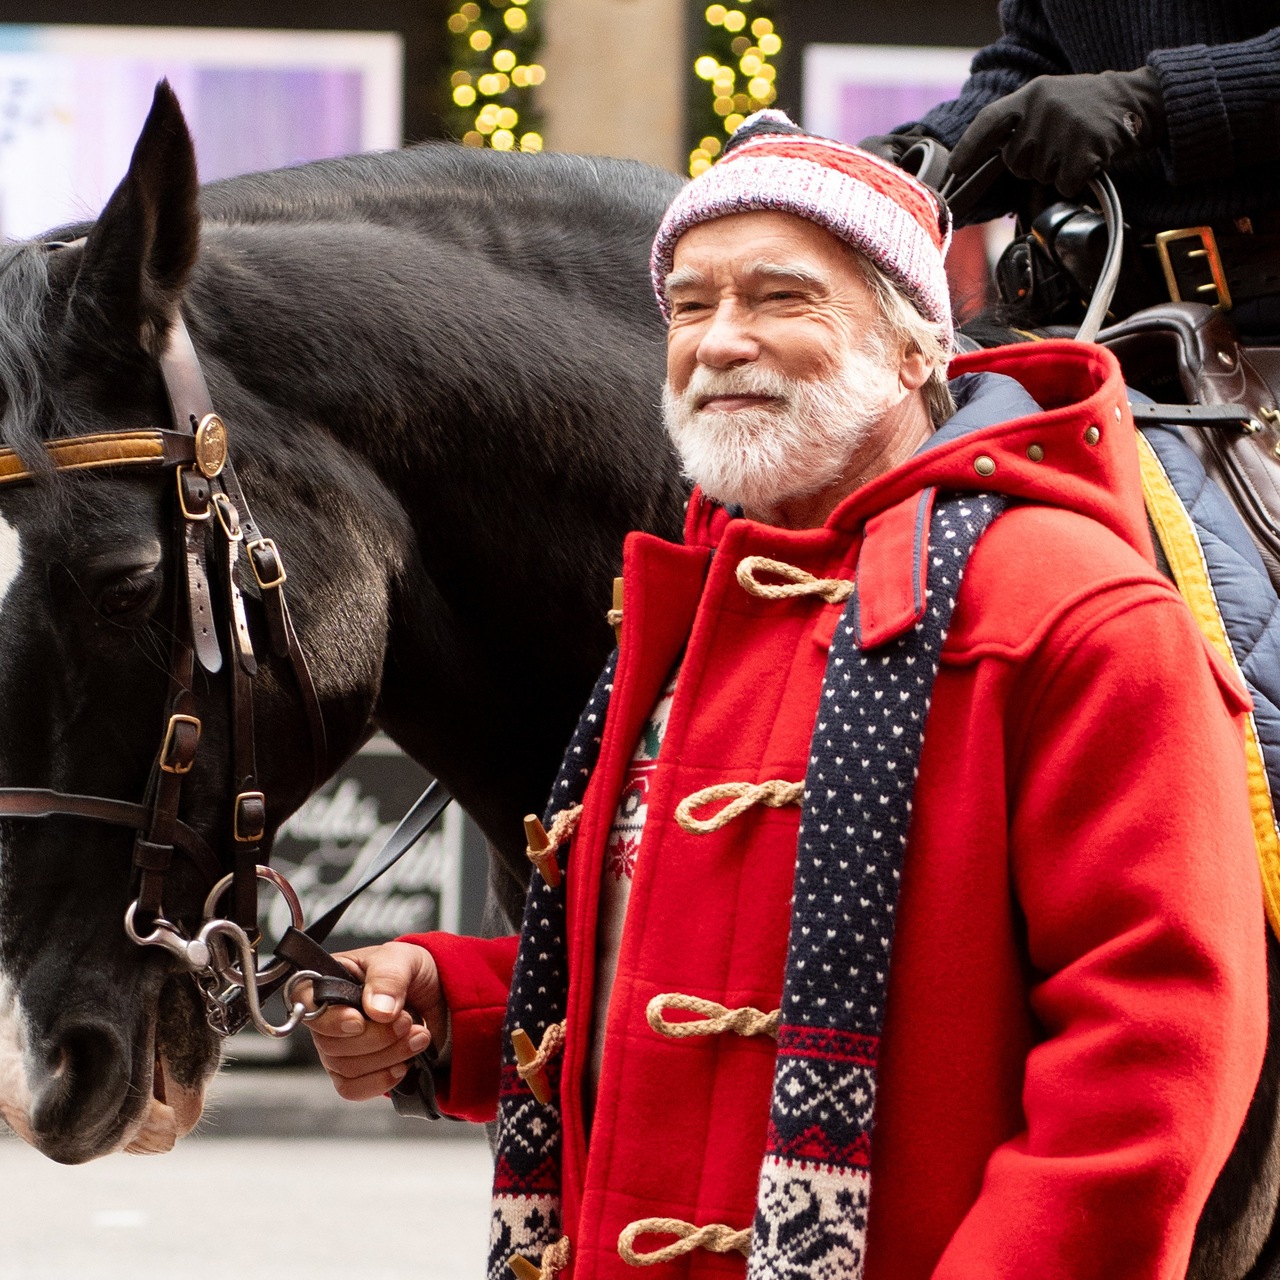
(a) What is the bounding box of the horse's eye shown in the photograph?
[96,574,158,618]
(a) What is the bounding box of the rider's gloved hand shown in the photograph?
[858,125,931,165]
[948,67,1166,196]
[305,940,448,1102]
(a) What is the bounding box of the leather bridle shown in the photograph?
[0,244,450,1117]
[0,253,330,1028]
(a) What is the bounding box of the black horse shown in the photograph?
[0,84,686,1164]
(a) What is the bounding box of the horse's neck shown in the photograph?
[194,212,684,860]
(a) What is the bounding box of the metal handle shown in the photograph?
[1076,174,1124,344]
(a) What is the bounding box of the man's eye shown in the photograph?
[671,299,708,315]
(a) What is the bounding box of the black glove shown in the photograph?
[858,126,930,165]
[947,67,1166,196]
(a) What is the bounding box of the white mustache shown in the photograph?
[662,346,903,513]
[681,364,796,410]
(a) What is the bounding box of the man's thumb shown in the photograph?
[359,947,420,1022]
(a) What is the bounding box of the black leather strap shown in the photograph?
[0,788,221,886]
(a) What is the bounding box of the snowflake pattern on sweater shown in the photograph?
[605,670,679,883]
[589,668,680,1120]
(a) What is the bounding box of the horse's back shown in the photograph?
[196,145,684,248]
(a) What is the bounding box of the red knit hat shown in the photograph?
[651,110,953,331]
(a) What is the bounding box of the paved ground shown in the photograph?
[0,1068,494,1280]
[202,1063,457,1139]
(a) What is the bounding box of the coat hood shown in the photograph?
[684,340,1155,568]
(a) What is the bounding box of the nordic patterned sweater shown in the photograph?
[908,0,1280,228]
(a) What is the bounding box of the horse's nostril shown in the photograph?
[32,1020,131,1160]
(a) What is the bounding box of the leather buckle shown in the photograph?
[246,538,287,590]
[233,791,267,843]
[212,492,243,541]
[1155,226,1234,311]
[160,714,202,774]
[176,467,211,521]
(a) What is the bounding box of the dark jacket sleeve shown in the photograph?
[915,0,1069,147]
[1148,28,1280,186]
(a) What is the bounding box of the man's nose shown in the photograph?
[695,301,759,369]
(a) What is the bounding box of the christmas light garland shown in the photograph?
[446,0,545,151]
[689,2,781,176]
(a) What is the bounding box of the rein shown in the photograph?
[0,252,451,1111]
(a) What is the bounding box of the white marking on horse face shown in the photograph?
[0,515,31,1138]
[0,976,33,1143]
[0,511,20,613]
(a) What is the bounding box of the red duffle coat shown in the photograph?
[410,341,1268,1280]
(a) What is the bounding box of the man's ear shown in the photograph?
[897,345,931,393]
[67,80,199,361]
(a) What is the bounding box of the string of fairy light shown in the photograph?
[444,0,781,168]
[689,2,782,176]
[446,0,546,151]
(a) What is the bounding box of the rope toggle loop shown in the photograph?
[675,780,803,835]
[511,1020,566,1104]
[524,804,583,889]
[509,1235,571,1280]
[736,555,854,604]
[618,1218,752,1267]
[647,992,779,1040]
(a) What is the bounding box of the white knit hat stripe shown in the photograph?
[651,147,952,333]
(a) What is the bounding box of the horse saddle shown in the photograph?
[1098,302,1280,591]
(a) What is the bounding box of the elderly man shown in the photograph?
[309,114,1266,1280]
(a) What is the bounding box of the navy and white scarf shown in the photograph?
[488,492,1005,1280]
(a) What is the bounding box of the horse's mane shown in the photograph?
[0,245,56,457]
[195,145,683,235]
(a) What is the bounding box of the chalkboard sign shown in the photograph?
[268,737,463,949]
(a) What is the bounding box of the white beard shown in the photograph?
[662,344,903,515]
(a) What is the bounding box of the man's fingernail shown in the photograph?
[368,994,397,1015]
[409,1029,431,1053]
[390,1062,409,1082]
[341,1016,364,1036]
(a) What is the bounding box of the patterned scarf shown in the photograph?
[489,492,1005,1280]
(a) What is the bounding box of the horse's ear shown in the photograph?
[70,80,199,357]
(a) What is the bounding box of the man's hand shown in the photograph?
[306,941,447,1102]
[948,68,1166,196]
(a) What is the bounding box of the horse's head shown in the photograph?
[0,84,399,1162]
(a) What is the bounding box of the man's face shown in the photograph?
[662,210,916,517]
[665,209,887,395]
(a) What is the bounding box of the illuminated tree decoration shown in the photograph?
[689,2,782,176]
[446,0,546,152]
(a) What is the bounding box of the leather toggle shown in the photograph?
[509,1237,571,1280]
